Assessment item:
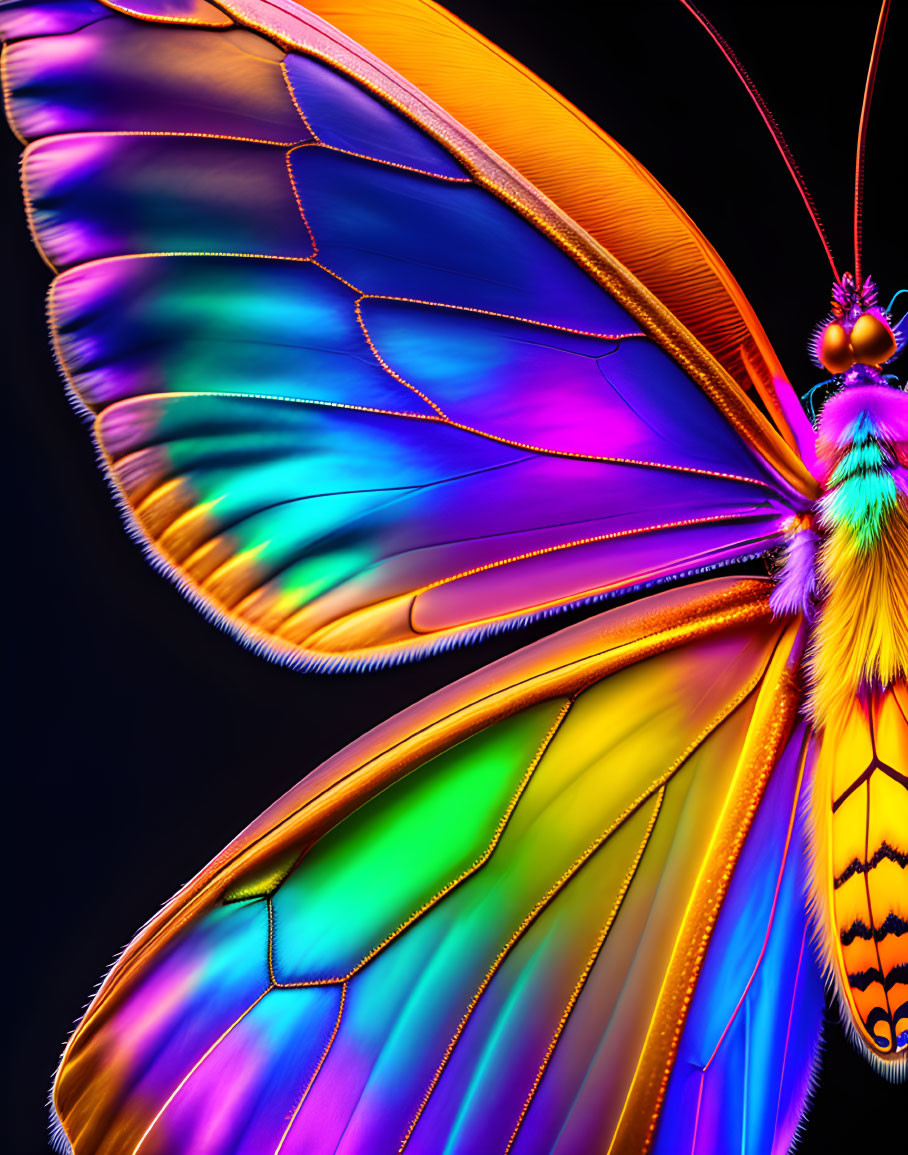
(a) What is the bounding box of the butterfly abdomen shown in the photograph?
[810,687,908,1072]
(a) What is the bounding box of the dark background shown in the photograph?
[3,1,904,1149]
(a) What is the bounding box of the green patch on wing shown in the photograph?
[269,698,569,981]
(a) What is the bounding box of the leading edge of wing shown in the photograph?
[51,576,806,1153]
[226,0,820,473]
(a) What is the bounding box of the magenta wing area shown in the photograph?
[2,0,804,668]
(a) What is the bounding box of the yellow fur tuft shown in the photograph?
[809,494,908,725]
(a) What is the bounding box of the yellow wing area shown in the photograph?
[53,579,806,1153]
[297,0,805,449]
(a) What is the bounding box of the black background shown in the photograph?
[3,1,904,1150]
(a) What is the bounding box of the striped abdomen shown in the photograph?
[812,688,908,1070]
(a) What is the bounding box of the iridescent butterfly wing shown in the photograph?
[1,0,827,1150]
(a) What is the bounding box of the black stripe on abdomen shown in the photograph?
[847,963,908,992]
[833,842,908,889]
[841,912,908,945]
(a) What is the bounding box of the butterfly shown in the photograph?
[2,0,905,1152]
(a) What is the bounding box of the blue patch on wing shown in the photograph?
[283,52,466,178]
[289,147,625,332]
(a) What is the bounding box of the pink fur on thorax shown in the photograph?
[817,385,908,455]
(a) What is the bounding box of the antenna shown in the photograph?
[677,0,841,284]
[854,0,891,289]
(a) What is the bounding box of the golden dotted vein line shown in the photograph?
[415,513,776,596]
[291,137,474,182]
[100,388,433,426]
[132,985,271,1154]
[277,51,471,184]
[431,417,779,484]
[28,128,308,146]
[307,257,363,295]
[398,664,767,1151]
[96,1,230,27]
[54,253,315,280]
[137,372,774,487]
[354,296,445,417]
[617,634,801,1153]
[504,785,667,1153]
[269,700,573,989]
[284,143,318,256]
[701,735,808,1071]
[361,292,647,341]
[279,57,319,140]
[273,982,347,1154]
[266,895,277,985]
[93,378,766,491]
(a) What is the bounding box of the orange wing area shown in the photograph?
[52,579,806,1154]
[293,0,807,452]
[811,684,908,1076]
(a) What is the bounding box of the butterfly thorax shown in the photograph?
[810,382,908,724]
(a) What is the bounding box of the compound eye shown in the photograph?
[820,322,854,374]
[850,312,897,365]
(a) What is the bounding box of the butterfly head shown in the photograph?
[812,274,899,378]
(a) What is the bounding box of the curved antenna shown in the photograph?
[677,0,840,283]
[854,0,891,290]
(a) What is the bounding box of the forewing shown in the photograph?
[2,0,813,668]
[52,578,819,1154]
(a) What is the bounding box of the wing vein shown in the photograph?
[503,783,668,1153]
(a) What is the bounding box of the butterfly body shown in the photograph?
[767,270,908,1071]
[2,0,906,1151]
[791,336,908,1071]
